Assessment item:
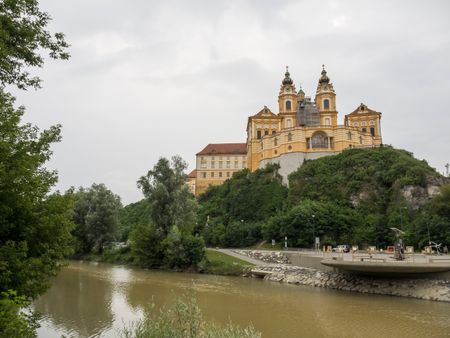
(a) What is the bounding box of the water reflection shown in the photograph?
[34,262,114,337]
[35,261,450,338]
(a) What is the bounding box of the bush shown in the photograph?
[121,297,261,338]
[0,291,39,338]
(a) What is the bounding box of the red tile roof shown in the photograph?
[196,143,247,156]
[187,169,197,178]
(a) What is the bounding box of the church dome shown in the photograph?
[282,67,293,85]
[319,65,330,84]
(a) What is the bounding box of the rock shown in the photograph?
[248,263,450,303]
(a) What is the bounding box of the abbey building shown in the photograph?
[191,66,382,195]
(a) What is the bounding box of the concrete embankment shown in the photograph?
[234,250,450,302]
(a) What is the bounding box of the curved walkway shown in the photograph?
[214,248,269,266]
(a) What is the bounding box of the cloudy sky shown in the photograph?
[14,0,450,204]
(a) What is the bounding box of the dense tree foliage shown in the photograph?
[285,146,447,247]
[409,184,450,248]
[198,164,287,247]
[288,146,439,211]
[262,200,360,247]
[0,93,74,298]
[72,183,122,255]
[0,0,69,90]
[198,147,448,249]
[117,199,150,241]
[0,2,70,335]
[131,156,205,269]
[0,95,73,335]
[137,155,197,235]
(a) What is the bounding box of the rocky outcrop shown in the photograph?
[251,265,450,302]
[234,250,290,264]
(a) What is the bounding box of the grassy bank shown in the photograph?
[73,247,254,276]
[203,249,254,276]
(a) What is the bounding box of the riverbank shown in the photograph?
[234,250,450,302]
[72,248,254,276]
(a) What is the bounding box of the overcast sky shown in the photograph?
[14,0,450,204]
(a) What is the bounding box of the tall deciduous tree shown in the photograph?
[72,184,122,255]
[0,1,69,335]
[0,93,74,299]
[131,156,204,269]
[137,155,197,234]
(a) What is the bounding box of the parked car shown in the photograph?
[333,244,351,253]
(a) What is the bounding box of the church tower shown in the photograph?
[278,67,298,129]
[315,65,337,127]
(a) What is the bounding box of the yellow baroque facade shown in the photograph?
[193,66,382,194]
[246,66,382,183]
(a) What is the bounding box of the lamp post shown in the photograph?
[312,214,316,251]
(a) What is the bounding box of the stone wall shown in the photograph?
[234,250,290,264]
[251,265,450,302]
[259,151,335,184]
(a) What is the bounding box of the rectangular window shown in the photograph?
[200,162,207,169]
[211,161,215,168]
[370,127,375,136]
[211,172,214,178]
[257,130,261,139]
[219,161,223,168]
[362,127,367,133]
[201,172,206,178]
[242,162,246,168]
[227,172,230,177]
[219,172,222,178]
[234,161,238,168]
[226,161,230,168]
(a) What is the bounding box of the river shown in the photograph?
[34,261,450,337]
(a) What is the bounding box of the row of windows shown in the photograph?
[256,129,276,139]
[200,156,243,161]
[352,120,375,127]
[200,161,246,169]
[200,171,232,179]
[284,99,331,111]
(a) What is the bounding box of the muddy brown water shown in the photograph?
[34,261,450,338]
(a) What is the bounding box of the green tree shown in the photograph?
[72,183,122,255]
[0,94,74,335]
[118,199,151,241]
[0,1,69,335]
[0,0,69,90]
[130,224,165,268]
[137,155,197,234]
[0,93,74,298]
[131,156,204,269]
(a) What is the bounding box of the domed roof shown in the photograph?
[319,64,330,84]
[282,66,293,86]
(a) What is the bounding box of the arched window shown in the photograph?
[311,131,329,149]
[286,100,292,111]
[287,132,293,142]
[323,99,330,109]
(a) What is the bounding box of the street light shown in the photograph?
[312,214,316,251]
